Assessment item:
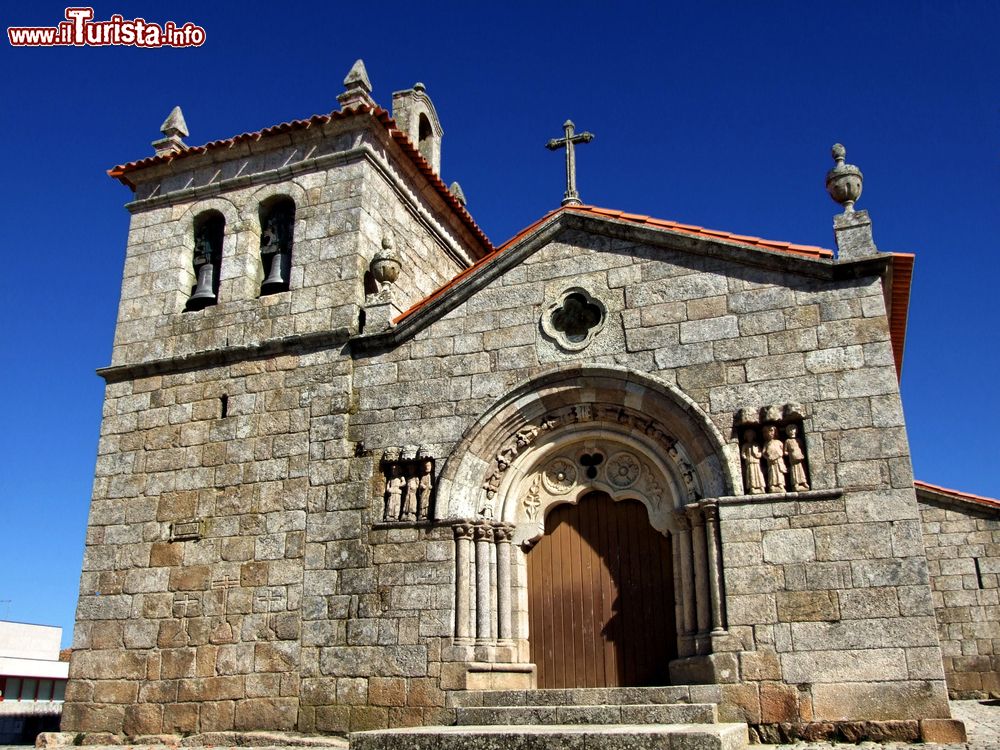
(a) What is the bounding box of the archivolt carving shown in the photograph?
[432,365,737,522]
[479,402,702,517]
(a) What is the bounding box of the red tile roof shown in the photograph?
[914,480,1000,510]
[108,105,493,258]
[887,253,913,380]
[572,206,834,259]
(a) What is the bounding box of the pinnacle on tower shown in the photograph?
[449,182,467,207]
[338,59,375,109]
[152,106,188,156]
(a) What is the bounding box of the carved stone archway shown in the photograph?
[440,366,734,688]
[434,365,739,523]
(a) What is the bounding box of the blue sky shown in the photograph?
[0,1,997,646]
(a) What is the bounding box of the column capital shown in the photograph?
[701,502,719,523]
[492,523,515,543]
[474,523,495,542]
[685,504,705,527]
[674,510,692,531]
[453,522,476,540]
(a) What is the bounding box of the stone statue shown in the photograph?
[416,459,433,520]
[402,474,419,521]
[762,424,787,493]
[784,424,810,491]
[741,429,766,494]
[483,455,509,498]
[384,465,404,521]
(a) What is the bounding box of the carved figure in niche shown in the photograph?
[762,424,787,493]
[483,455,509,498]
[402,474,419,521]
[384,465,405,521]
[417,460,433,520]
[784,424,810,491]
[741,428,766,495]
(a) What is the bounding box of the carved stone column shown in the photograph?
[493,524,514,644]
[453,522,475,643]
[474,523,494,644]
[675,511,696,644]
[672,530,684,651]
[687,505,711,639]
[702,503,725,634]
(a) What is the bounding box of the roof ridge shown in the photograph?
[107,104,492,257]
[914,479,1000,507]
[562,204,834,258]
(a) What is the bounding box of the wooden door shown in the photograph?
[527,491,676,688]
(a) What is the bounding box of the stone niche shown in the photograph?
[378,447,436,523]
[734,403,811,495]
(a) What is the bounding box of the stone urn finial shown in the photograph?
[825,143,863,213]
[370,236,401,287]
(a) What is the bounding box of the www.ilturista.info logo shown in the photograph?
[8,7,206,47]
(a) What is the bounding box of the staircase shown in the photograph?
[350,686,749,750]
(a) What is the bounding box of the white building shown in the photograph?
[0,621,69,743]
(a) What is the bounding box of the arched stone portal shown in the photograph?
[437,366,736,689]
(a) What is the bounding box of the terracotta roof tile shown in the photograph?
[561,206,834,259]
[914,480,1000,510]
[887,253,914,380]
[108,105,493,258]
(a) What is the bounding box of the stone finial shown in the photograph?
[338,59,375,109]
[152,105,188,155]
[449,181,467,207]
[826,144,878,259]
[825,143,863,213]
[371,236,401,287]
[362,236,403,333]
[826,143,878,260]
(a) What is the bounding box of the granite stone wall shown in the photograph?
[917,488,1000,698]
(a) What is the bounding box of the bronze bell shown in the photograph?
[187,260,216,310]
[261,250,287,294]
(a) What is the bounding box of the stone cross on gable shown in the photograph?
[546,120,594,206]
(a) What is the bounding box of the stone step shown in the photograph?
[451,685,701,707]
[456,702,719,725]
[350,723,749,750]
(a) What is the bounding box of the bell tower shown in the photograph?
[392,82,444,174]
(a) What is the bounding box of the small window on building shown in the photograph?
[259,196,295,295]
[36,680,52,702]
[52,680,66,703]
[4,677,20,701]
[186,210,225,311]
[21,679,36,702]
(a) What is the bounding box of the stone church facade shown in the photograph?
[63,61,985,743]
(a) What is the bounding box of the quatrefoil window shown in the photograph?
[541,287,607,351]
